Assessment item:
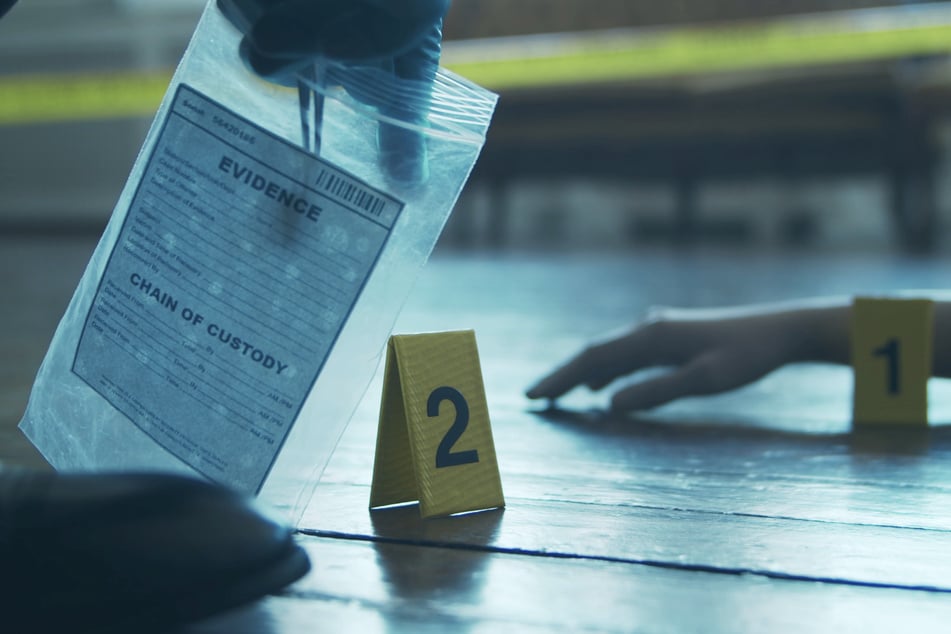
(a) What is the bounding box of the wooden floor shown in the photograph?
[7,236,951,632]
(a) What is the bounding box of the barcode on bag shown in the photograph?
[314,169,386,217]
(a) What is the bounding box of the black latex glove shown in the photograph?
[1,0,18,20]
[217,0,448,183]
[218,0,447,81]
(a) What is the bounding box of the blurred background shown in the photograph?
[5,0,951,253]
[9,0,951,467]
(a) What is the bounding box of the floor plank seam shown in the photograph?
[543,497,951,533]
[271,587,568,630]
[499,468,951,493]
[296,528,951,594]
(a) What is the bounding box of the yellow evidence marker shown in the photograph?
[369,330,504,518]
[851,297,933,426]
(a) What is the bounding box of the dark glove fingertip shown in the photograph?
[240,39,303,87]
[379,123,428,185]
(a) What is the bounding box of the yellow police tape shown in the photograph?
[0,70,172,125]
[3,17,951,126]
[452,22,951,90]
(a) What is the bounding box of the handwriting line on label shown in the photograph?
[98,281,296,414]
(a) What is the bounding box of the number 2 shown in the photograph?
[428,386,480,468]
[873,337,901,395]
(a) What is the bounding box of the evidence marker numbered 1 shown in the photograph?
[851,297,933,426]
[369,330,504,518]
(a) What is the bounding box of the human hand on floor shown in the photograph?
[526,303,850,412]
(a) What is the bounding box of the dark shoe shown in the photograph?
[0,470,310,633]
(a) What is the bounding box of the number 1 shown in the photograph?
[873,337,900,395]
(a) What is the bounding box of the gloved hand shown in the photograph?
[1,0,18,20]
[218,0,448,82]
[217,0,449,183]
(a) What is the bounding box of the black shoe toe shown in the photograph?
[1,470,310,633]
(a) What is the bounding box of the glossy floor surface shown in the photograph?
[6,236,951,632]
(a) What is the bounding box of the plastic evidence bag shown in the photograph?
[19,1,497,523]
